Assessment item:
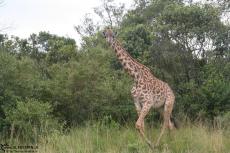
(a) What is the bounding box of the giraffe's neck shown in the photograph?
[111,39,142,82]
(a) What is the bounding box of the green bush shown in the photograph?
[4,98,61,143]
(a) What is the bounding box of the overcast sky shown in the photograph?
[0,0,133,43]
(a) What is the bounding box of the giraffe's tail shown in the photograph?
[171,116,179,129]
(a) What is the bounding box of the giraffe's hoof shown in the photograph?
[155,142,160,148]
[147,142,155,150]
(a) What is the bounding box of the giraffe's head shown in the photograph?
[102,28,117,44]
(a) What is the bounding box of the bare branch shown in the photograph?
[94,0,125,27]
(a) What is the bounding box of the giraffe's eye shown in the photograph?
[102,31,106,38]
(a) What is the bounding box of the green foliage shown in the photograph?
[120,24,151,58]
[0,51,41,128]
[215,111,230,130]
[160,4,221,33]
[4,98,60,142]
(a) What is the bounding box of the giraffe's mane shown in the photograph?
[114,39,152,72]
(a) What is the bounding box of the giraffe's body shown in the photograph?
[103,29,175,149]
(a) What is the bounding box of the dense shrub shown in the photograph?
[4,98,60,142]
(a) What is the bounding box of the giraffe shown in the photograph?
[102,28,175,149]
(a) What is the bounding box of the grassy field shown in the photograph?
[37,122,230,153]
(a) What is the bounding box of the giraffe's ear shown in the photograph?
[113,31,117,38]
[102,31,106,37]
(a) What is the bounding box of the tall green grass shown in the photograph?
[38,122,230,153]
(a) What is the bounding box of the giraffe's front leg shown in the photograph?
[131,86,142,116]
[133,96,146,130]
[131,87,145,130]
[134,100,141,116]
[134,100,145,130]
[135,102,154,150]
[135,103,150,134]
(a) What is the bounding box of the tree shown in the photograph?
[94,0,125,27]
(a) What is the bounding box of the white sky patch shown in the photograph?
[0,0,133,45]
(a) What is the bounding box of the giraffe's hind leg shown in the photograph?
[156,94,175,146]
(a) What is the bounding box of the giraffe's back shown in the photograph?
[135,69,174,108]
